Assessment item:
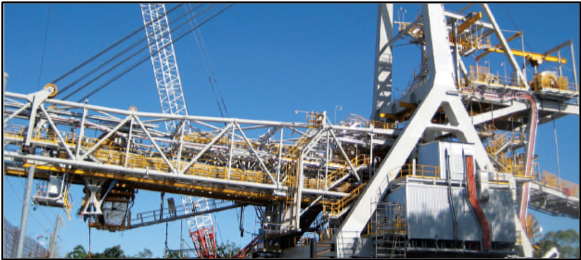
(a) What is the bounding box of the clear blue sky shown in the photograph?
[2,3,579,257]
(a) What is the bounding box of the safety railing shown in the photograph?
[287,128,315,155]
[5,124,368,193]
[468,66,526,89]
[341,114,398,130]
[537,171,579,198]
[325,154,368,188]
[326,182,367,216]
[470,71,525,89]
[343,114,368,127]
[306,112,325,127]
[3,123,25,135]
[367,120,397,130]
[399,164,439,179]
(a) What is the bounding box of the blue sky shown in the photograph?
[2,3,579,257]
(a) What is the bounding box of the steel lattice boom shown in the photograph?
[3,3,580,259]
[141,3,217,258]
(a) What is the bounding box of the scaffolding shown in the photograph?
[371,202,407,258]
[3,217,51,258]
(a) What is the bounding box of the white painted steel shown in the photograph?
[141,3,188,132]
[480,4,530,91]
[371,4,394,120]
[334,4,495,257]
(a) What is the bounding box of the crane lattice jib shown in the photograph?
[141,4,216,258]
[141,3,188,133]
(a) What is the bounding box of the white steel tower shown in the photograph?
[141,4,217,258]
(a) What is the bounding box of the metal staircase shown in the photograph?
[486,131,527,177]
[407,53,430,91]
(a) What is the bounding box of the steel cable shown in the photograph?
[52,3,184,86]
[4,175,50,232]
[187,4,230,117]
[36,4,52,91]
[62,4,218,101]
[76,4,234,102]
[186,4,227,118]
[58,4,203,97]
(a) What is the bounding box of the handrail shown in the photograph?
[325,154,368,188]
[399,164,440,179]
[538,171,579,198]
[326,182,367,216]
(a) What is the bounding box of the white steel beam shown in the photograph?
[329,130,360,182]
[334,4,494,257]
[24,87,55,146]
[39,105,75,160]
[75,101,89,158]
[133,115,177,174]
[79,116,131,161]
[480,4,530,90]
[471,102,528,125]
[235,123,276,184]
[371,4,394,120]
[3,102,30,125]
[180,123,233,175]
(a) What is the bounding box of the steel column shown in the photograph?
[76,101,89,159]
[372,4,394,120]
[16,165,36,258]
[571,41,579,105]
[124,117,134,168]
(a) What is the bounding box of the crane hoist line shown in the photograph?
[52,3,185,86]
[54,4,233,102]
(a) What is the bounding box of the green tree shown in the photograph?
[134,248,153,258]
[536,229,580,258]
[65,245,88,258]
[100,245,125,258]
[65,244,126,258]
[217,240,242,258]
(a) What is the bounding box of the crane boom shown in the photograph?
[140,4,218,258]
[141,3,188,132]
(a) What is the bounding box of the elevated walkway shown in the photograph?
[528,171,579,219]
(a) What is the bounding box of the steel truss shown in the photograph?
[3,88,400,233]
[3,3,580,259]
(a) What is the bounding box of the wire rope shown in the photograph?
[190,5,230,117]
[60,4,202,97]
[185,4,228,118]
[4,175,50,232]
[75,4,234,102]
[500,4,546,71]
[52,4,185,85]
[59,4,207,99]
[36,4,52,91]
[60,4,201,99]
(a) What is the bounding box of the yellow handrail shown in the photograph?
[399,164,439,179]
